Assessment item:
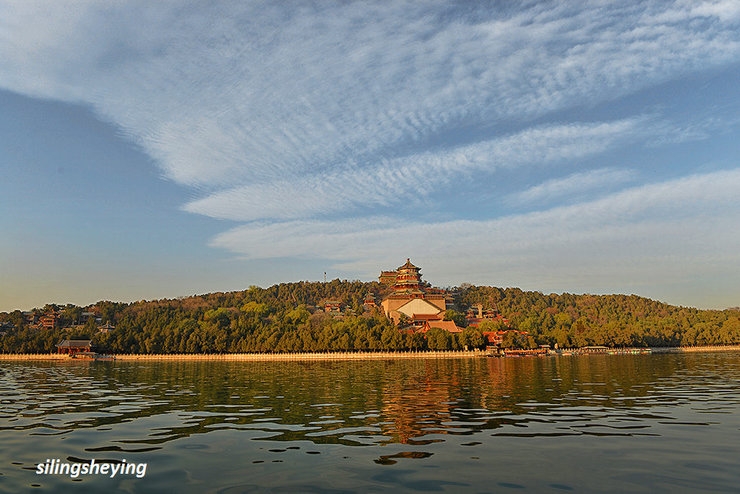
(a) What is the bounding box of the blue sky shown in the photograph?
[2,1,740,312]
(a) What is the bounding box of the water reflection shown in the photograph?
[1,355,738,448]
[2,353,740,492]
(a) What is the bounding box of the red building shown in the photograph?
[56,339,92,355]
[380,259,447,325]
[323,300,342,313]
[39,313,59,330]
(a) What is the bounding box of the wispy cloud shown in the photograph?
[2,1,739,192]
[647,115,740,147]
[510,168,637,206]
[210,168,740,302]
[210,168,740,258]
[183,118,642,221]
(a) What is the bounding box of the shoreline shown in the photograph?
[2,345,740,361]
[0,350,483,361]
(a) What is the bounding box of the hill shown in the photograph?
[1,281,739,354]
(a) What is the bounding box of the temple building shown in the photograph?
[56,339,92,355]
[380,259,447,325]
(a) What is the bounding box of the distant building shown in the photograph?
[39,313,59,330]
[23,311,38,325]
[363,292,378,311]
[323,300,343,314]
[419,320,463,334]
[98,322,116,334]
[378,271,398,286]
[380,259,447,326]
[80,311,101,324]
[481,329,530,348]
[466,304,509,327]
[56,339,93,355]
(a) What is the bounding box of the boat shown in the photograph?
[69,352,115,361]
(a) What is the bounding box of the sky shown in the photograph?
[2,1,740,312]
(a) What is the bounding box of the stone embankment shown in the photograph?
[0,353,70,360]
[115,350,485,361]
[650,345,740,353]
[0,350,486,361]
[2,346,740,361]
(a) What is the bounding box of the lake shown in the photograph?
[2,352,740,493]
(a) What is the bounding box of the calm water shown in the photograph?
[2,353,740,493]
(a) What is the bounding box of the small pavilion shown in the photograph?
[56,339,92,355]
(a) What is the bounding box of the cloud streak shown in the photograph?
[183,118,643,221]
[210,168,740,304]
[210,168,740,258]
[2,1,739,189]
[510,168,637,206]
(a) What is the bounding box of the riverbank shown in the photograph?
[2,345,740,361]
[649,345,740,353]
[0,350,484,361]
[110,350,487,361]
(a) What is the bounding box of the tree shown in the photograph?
[444,310,467,328]
[204,308,232,329]
[405,332,426,351]
[284,305,310,325]
[426,328,452,350]
[61,305,83,326]
[83,317,98,334]
[459,327,484,350]
[500,331,534,349]
[381,326,404,350]
[477,319,509,333]
[6,280,740,354]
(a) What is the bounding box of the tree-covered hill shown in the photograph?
[1,281,739,354]
[456,286,740,348]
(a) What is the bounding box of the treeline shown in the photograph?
[1,281,739,354]
[456,286,740,348]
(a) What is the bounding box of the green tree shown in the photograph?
[381,326,404,350]
[444,310,467,328]
[459,327,484,350]
[426,328,452,350]
[477,319,508,333]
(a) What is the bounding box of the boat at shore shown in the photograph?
[69,352,115,361]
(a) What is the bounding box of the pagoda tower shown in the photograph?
[380,258,447,324]
[392,258,423,294]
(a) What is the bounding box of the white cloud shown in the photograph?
[184,118,642,221]
[2,1,739,192]
[211,168,740,257]
[511,168,637,206]
[210,168,740,304]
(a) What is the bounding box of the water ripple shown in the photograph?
[2,354,740,491]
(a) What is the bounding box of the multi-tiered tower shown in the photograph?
[392,258,424,295]
[379,259,447,324]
